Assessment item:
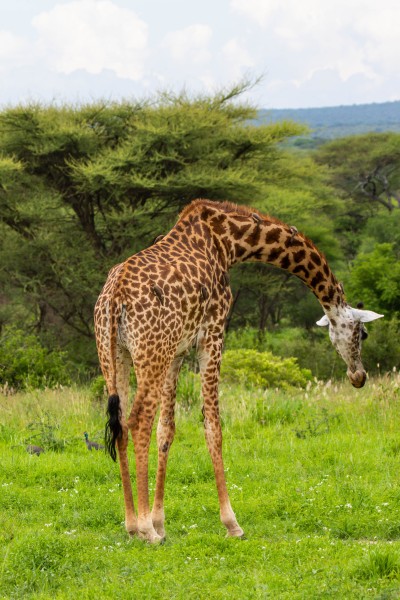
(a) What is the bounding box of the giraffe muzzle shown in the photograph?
[347,369,367,388]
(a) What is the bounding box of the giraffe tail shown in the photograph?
[105,394,122,462]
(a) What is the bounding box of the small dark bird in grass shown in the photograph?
[84,432,104,451]
[26,444,44,456]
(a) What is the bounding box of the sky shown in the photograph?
[1,0,399,109]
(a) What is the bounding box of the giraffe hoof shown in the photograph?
[226,526,245,538]
[127,529,137,538]
[138,529,164,544]
[125,520,138,537]
[153,525,166,538]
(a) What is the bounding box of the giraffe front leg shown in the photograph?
[198,333,244,538]
[151,358,182,538]
[151,413,174,538]
[203,402,244,537]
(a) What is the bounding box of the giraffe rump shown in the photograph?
[105,394,122,462]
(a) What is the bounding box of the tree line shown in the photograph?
[0,85,399,383]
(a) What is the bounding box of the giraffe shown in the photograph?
[94,199,383,543]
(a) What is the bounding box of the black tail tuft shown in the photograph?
[105,394,122,462]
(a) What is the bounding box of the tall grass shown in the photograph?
[1,372,400,598]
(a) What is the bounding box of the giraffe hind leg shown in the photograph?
[151,357,183,538]
[198,331,244,538]
[103,345,137,536]
[128,364,172,544]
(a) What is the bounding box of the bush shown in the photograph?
[225,326,341,380]
[89,375,108,403]
[220,349,312,389]
[0,326,71,390]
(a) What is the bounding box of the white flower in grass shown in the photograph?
[345,503,352,509]
[230,484,242,490]
[64,529,76,535]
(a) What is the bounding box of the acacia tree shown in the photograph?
[3,86,324,369]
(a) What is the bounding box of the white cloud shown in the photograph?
[223,38,254,68]
[0,0,398,109]
[356,7,400,72]
[230,0,277,26]
[32,0,148,80]
[230,0,400,94]
[163,24,212,64]
[0,31,32,71]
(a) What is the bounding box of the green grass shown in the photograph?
[1,374,400,598]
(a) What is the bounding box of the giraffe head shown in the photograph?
[316,306,383,387]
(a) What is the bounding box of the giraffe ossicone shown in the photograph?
[94,199,383,542]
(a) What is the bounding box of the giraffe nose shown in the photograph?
[347,369,367,388]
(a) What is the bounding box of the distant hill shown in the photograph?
[256,101,400,146]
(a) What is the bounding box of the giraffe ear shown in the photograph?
[350,308,384,323]
[316,315,330,327]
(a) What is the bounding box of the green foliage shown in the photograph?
[221,349,312,389]
[89,375,108,403]
[362,317,400,373]
[346,243,400,314]
[0,327,71,390]
[315,132,400,261]
[25,412,67,452]
[89,371,137,403]
[360,211,400,253]
[0,88,305,373]
[225,327,342,380]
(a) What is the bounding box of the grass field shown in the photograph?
[1,373,400,599]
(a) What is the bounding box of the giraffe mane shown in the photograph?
[178,198,282,224]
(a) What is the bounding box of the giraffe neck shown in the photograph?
[185,201,345,315]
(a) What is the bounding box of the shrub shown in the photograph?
[89,375,108,403]
[25,412,67,452]
[0,326,71,390]
[225,326,341,381]
[220,349,312,389]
